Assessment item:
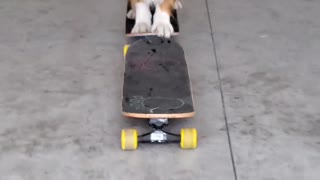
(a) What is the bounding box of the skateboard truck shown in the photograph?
[121,118,197,150]
[149,118,169,129]
[137,118,180,144]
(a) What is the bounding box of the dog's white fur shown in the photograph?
[152,6,173,38]
[131,2,152,33]
[129,0,182,38]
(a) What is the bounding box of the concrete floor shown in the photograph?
[0,0,319,180]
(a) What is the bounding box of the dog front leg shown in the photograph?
[131,0,152,34]
[152,0,175,38]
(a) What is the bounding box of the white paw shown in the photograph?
[127,9,135,19]
[132,22,151,33]
[131,2,152,34]
[152,6,174,38]
[152,23,174,38]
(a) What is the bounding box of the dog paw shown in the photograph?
[152,23,174,38]
[131,2,152,34]
[127,9,135,19]
[152,7,174,38]
[132,22,151,33]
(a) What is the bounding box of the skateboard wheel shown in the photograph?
[180,128,197,149]
[121,129,138,150]
[123,45,130,57]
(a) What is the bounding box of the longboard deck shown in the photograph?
[122,36,194,119]
[125,1,180,37]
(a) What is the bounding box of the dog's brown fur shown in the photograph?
[130,0,177,15]
[160,0,176,15]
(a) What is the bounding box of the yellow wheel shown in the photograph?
[121,129,138,150]
[180,128,198,149]
[123,45,130,57]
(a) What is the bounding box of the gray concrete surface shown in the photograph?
[0,0,319,180]
[209,0,320,180]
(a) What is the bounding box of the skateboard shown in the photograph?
[121,36,198,150]
[125,1,180,37]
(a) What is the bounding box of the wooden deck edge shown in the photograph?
[122,112,195,119]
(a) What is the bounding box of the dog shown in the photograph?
[127,0,182,38]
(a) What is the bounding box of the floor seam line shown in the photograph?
[204,1,238,180]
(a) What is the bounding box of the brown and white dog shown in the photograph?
[128,0,182,38]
